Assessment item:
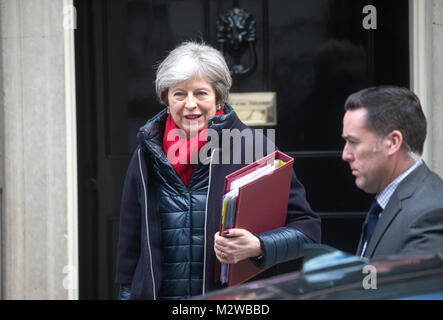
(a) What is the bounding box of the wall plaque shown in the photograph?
[228,92,277,126]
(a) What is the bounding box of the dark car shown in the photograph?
[200,245,443,300]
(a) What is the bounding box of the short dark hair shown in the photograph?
[344,86,427,155]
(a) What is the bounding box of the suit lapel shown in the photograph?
[364,163,430,258]
[364,195,401,257]
[356,215,368,256]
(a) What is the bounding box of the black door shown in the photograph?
[75,0,409,299]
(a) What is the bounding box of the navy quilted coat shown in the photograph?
[115,104,321,299]
[148,127,210,299]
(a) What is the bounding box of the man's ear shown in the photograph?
[385,130,403,155]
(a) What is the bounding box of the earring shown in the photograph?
[216,104,222,111]
[166,107,170,114]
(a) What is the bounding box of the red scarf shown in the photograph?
[163,109,224,186]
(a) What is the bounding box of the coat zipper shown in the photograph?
[202,148,218,296]
[138,148,157,299]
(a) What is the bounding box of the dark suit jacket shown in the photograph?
[357,163,443,259]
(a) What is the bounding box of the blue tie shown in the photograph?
[365,199,383,244]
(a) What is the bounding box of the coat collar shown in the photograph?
[137,103,239,149]
[363,163,429,258]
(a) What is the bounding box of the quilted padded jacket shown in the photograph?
[115,104,321,299]
[148,133,210,299]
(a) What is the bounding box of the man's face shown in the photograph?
[342,108,390,194]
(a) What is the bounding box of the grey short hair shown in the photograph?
[155,41,232,106]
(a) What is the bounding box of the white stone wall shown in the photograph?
[0,0,72,299]
[432,0,443,177]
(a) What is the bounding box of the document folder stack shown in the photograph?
[217,150,294,286]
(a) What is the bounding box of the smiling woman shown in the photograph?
[155,42,232,110]
[114,41,321,300]
[167,75,218,137]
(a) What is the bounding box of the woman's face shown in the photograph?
[167,75,218,137]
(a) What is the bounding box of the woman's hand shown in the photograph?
[214,229,263,264]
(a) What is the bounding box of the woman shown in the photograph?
[115,41,321,300]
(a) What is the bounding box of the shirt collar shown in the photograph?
[376,159,423,209]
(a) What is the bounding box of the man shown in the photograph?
[341,86,443,259]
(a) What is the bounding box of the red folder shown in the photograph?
[216,150,294,286]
